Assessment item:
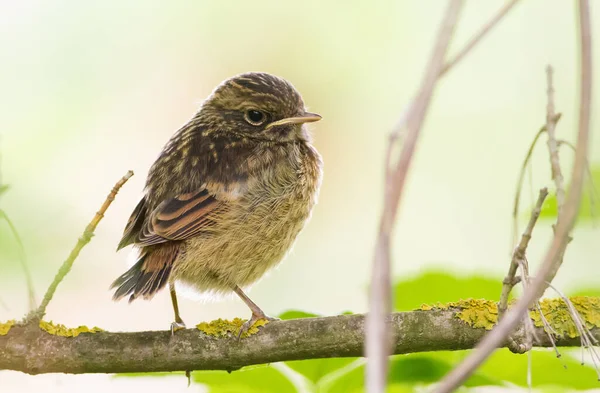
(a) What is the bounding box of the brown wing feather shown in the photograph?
[111,242,180,301]
[113,188,230,302]
[136,189,227,247]
[117,197,147,251]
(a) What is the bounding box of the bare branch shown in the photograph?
[543,0,593,287]
[440,0,522,76]
[546,66,566,214]
[511,114,561,247]
[0,144,37,310]
[435,1,593,390]
[0,211,36,310]
[27,170,134,321]
[1,302,598,375]
[558,138,599,224]
[367,2,463,391]
[499,188,548,317]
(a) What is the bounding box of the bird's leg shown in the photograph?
[233,285,278,338]
[170,282,186,334]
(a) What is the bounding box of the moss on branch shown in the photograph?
[0,297,597,375]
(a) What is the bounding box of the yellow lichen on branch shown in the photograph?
[531,296,600,338]
[39,320,104,337]
[419,297,600,335]
[0,320,15,336]
[419,299,499,330]
[196,318,268,338]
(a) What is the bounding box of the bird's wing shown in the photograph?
[117,196,148,251]
[113,187,230,301]
[117,188,230,250]
[136,188,230,247]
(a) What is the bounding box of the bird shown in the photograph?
[111,72,323,336]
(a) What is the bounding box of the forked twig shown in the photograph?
[392,0,523,140]
[27,170,134,321]
[370,1,526,390]
[511,114,561,247]
[440,0,523,76]
[367,2,464,391]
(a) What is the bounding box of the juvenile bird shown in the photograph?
[111,72,323,336]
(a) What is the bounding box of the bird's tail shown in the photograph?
[111,244,179,302]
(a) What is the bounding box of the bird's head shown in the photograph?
[201,72,321,143]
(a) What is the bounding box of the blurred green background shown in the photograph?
[1,1,599,392]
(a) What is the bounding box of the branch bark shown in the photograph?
[1,301,598,375]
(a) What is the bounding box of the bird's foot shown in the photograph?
[237,312,278,339]
[170,320,187,335]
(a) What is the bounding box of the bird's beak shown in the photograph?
[265,112,322,130]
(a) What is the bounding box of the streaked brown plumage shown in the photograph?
[111,72,323,335]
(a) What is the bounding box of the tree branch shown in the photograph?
[1,299,598,375]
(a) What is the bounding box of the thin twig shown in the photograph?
[0,210,36,310]
[558,139,598,223]
[545,282,600,378]
[535,302,561,359]
[0,145,36,310]
[511,114,561,247]
[544,0,592,286]
[391,0,523,141]
[435,1,592,390]
[546,66,566,214]
[500,188,548,317]
[366,2,463,392]
[27,170,134,321]
[518,263,535,391]
[440,0,522,76]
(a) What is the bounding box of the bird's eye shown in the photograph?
[244,110,267,126]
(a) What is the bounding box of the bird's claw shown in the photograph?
[237,313,278,339]
[170,320,187,335]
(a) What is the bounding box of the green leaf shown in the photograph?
[193,365,297,393]
[278,309,320,320]
[570,287,600,297]
[0,185,8,197]
[286,358,357,385]
[538,165,600,221]
[324,354,499,393]
[327,348,600,391]
[388,355,499,386]
[477,348,600,389]
[393,270,503,311]
[117,366,297,393]
[279,309,359,386]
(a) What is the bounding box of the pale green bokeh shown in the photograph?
[1,1,599,392]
